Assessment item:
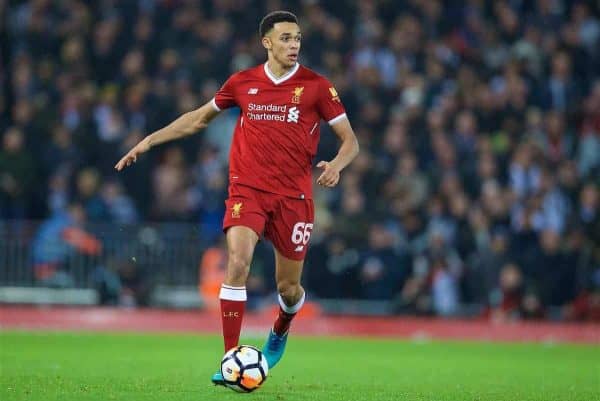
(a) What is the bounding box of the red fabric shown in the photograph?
[34,263,58,280]
[220,299,246,352]
[62,228,102,254]
[213,63,346,200]
[569,292,600,322]
[500,290,522,313]
[273,307,296,336]
[222,183,314,260]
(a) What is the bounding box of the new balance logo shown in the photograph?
[294,245,304,252]
[287,106,300,123]
[248,88,258,95]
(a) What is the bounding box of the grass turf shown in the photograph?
[0,331,598,401]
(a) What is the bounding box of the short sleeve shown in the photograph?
[316,78,347,125]
[212,76,237,111]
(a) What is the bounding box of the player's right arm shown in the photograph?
[114,101,221,171]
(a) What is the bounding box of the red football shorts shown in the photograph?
[223,183,315,261]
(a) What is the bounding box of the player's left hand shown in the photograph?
[316,161,340,187]
[114,138,151,171]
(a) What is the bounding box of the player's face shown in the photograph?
[263,22,301,68]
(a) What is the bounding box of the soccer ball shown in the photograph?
[220,345,269,392]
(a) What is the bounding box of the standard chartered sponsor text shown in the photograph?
[248,103,287,112]
[247,103,287,121]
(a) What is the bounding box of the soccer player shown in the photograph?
[115,11,359,385]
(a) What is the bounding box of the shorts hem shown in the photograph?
[223,223,263,238]
[272,244,307,261]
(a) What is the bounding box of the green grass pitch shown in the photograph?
[1,331,598,401]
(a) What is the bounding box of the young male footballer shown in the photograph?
[115,10,359,385]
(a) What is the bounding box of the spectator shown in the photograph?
[31,203,102,287]
[358,223,407,300]
[75,168,109,221]
[100,179,139,224]
[151,146,195,220]
[532,229,577,308]
[306,235,360,299]
[490,263,525,322]
[0,127,36,219]
[466,228,512,305]
[578,184,599,242]
[577,81,600,178]
[541,51,581,114]
[42,124,82,178]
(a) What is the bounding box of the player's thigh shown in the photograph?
[226,225,260,264]
[223,184,267,271]
[265,197,314,262]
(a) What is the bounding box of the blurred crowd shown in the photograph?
[1,0,599,321]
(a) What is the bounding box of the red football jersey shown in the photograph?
[212,63,347,199]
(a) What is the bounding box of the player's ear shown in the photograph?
[261,36,271,50]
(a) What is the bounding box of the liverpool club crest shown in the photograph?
[292,87,304,104]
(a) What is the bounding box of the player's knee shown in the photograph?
[277,280,301,300]
[226,251,251,284]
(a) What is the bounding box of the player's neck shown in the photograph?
[266,59,296,78]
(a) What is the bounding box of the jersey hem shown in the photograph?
[230,180,312,200]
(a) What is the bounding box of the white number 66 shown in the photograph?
[291,222,313,245]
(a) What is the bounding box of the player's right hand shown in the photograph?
[316,160,340,187]
[114,139,150,171]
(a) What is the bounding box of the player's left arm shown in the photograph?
[316,117,359,187]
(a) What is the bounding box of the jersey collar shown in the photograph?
[264,62,300,85]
